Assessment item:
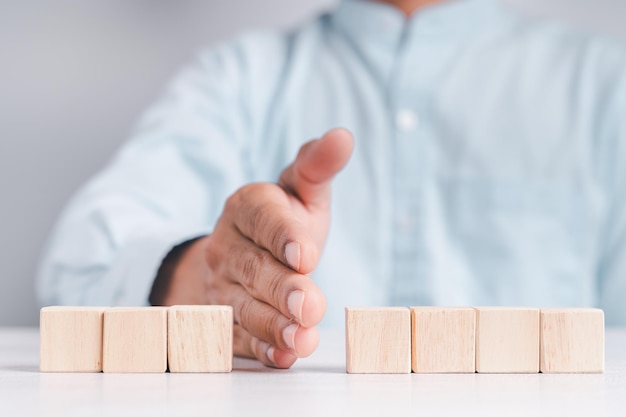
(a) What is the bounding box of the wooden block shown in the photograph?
[40,306,106,372]
[475,307,540,373]
[345,307,411,374]
[103,307,167,373]
[540,308,604,373]
[411,307,476,373]
[168,305,233,373]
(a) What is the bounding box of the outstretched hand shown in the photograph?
[161,128,354,368]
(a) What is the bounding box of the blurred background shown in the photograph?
[1,0,625,326]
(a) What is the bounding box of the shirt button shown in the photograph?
[397,214,416,231]
[395,109,418,132]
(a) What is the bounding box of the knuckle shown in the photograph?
[236,296,255,326]
[237,183,256,200]
[266,221,287,255]
[240,250,267,289]
[248,203,266,240]
[225,183,258,214]
[239,249,286,311]
[262,311,282,344]
[265,270,285,308]
[236,298,282,348]
[224,191,241,213]
[243,184,284,240]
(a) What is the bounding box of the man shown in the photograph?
[38,0,626,369]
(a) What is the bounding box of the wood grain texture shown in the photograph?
[540,308,604,373]
[39,306,106,372]
[475,307,540,373]
[411,307,476,373]
[103,307,167,373]
[345,307,411,374]
[168,305,233,373]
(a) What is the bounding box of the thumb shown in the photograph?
[279,128,354,209]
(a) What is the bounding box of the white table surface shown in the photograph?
[1,327,624,417]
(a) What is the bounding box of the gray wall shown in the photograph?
[1,0,625,326]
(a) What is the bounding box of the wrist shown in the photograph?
[149,235,209,306]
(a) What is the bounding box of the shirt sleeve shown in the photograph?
[36,43,256,307]
[597,66,626,326]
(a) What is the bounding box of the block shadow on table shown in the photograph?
[0,364,39,373]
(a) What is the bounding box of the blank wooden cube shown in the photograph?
[40,306,106,372]
[103,307,167,373]
[411,307,475,373]
[475,307,540,373]
[168,305,233,373]
[540,308,604,373]
[345,307,411,374]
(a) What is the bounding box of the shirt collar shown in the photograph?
[332,0,407,47]
[329,0,505,83]
[332,0,504,43]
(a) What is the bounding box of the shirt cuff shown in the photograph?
[102,227,210,306]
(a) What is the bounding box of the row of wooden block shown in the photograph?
[346,307,605,374]
[40,306,233,373]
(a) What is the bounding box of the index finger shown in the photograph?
[225,183,319,274]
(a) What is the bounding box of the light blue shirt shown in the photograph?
[38,0,626,326]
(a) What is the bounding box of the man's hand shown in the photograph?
[161,128,354,368]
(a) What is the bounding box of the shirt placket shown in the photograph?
[387,27,432,307]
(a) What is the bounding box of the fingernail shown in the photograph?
[259,341,276,366]
[266,345,276,365]
[288,290,305,323]
[284,242,301,271]
[282,323,299,351]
